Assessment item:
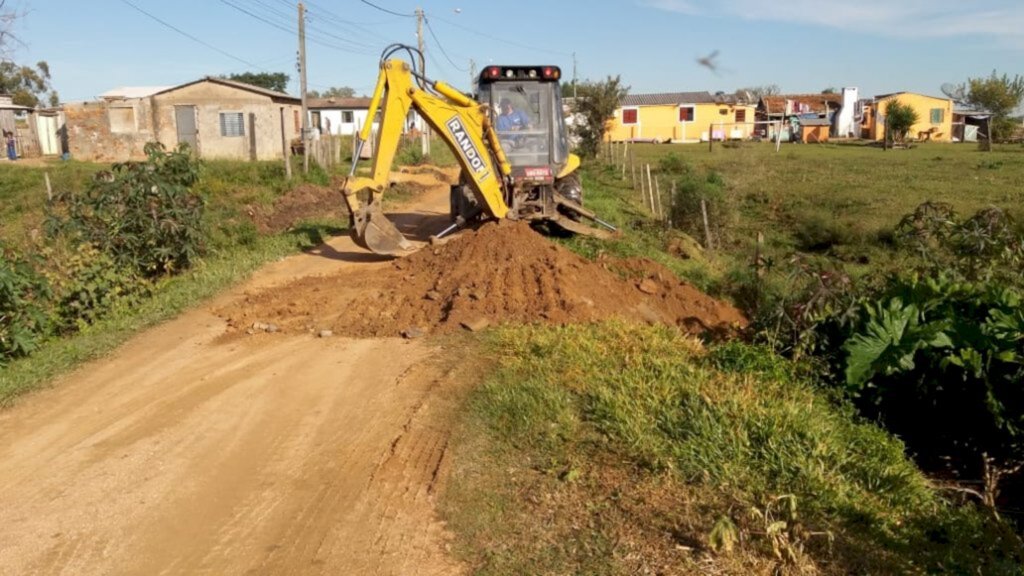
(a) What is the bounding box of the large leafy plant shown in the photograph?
[47,142,204,277]
[842,275,1024,505]
[0,247,51,363]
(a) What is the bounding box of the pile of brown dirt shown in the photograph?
[219,220,746,338]
[250,166,457,234]
[251,183,345,234]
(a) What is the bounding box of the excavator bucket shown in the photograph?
[352,201,414,257]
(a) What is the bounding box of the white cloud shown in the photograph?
[644,0,1024,45]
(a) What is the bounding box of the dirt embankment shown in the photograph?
[219,219,746,338]
[250,166,459,234]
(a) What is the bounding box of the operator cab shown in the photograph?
[477,66,570,174]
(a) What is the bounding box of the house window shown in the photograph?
[342,110,354,123]
[219,112,245,137]
[293,110,300,132]
[930,108,944,124]
[736,109,747,123]
[621,108,638,125]
[679,106,695,122]
[108,107,136,133]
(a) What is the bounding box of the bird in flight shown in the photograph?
[696,50,722,74]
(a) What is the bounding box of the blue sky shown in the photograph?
[6,0,1024,102]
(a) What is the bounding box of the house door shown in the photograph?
[36,115,60,155]
[175,106,198,151]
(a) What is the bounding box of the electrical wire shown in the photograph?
[429,13,571,58]
[118,0,266,70]
[216,0,376,55]
[357,0,415,18]
[424,16,467,73]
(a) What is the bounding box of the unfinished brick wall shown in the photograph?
[65,100,154,162]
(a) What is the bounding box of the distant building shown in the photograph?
[64,77,302,162]
[607,92,757,143]
[859,92,953,142]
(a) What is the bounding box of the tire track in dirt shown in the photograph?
[0,179,468,576]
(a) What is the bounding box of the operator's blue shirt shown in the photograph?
[496,109,530,131]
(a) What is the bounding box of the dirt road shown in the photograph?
[0,182,467,575]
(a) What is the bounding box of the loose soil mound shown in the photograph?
[252,183,345,234]
[219,220,746,338]
[250,167,456,234]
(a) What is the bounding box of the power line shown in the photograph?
[118,0,265,70]
[357,0,415,18]
[216,0,376,55]
[429,13,571,58]
[424,16,467,73]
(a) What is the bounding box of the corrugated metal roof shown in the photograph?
[99,86,173,99]
[308,97,372,109]
[874,91,950,102]
[621,92,716,106]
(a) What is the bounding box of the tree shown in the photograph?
[963,71,1024,142]
[885,100,918,144]
[821,87,837,94]
[223,72,289,93]
[0,60,58,107]
[571,76,629,158]
[307,86,355,99]
[735,84,780,102]
[1,0,23,57]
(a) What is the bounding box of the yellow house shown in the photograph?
[607,92,756,143]
[866,92,953,142]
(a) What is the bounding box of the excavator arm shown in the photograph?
[342,54,513,256]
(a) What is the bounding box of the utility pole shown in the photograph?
[415,8,425,70]
[298,2,309,174]
[415,7,429,156]
[572,52,578,99]
[469,58,476,91]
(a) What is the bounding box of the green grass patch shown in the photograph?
[0,225,338,405]
[444,322,1023,574]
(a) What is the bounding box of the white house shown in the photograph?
[308,97,425,136]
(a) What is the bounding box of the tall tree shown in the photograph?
[0,3,58,107]
[0,60,57,106]
[223,72,290,93]
[571,75,629,158]
[307,86,355,99]
[0,0,23,57]
[963,71,1024,142]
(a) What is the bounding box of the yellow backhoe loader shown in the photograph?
[342,44,616,256]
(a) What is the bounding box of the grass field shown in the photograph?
[440,141,1024,573]
[620,141,1024,253]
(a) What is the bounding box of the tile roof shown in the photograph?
[760,93,842,115]
[621,92,716,106]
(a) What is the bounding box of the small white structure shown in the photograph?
[835,87,859,138]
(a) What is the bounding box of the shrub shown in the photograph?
[667,169,733,246]
[0,247,52,363]
[41,242,147,334]
[841,274,1024,503]
[885,101,919,143]
[47,142,204,277]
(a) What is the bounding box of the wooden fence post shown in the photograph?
[701,198,713,250]
[279,107,292,180]
[630,144,636,189]
[645,164,654,213]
